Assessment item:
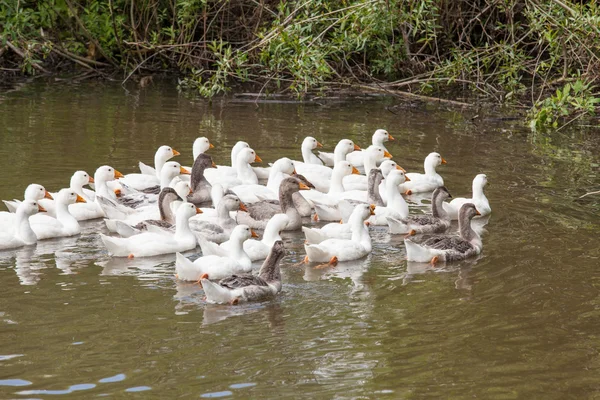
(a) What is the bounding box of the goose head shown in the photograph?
[56,188,86,205]
[24,184,52,201]
[19,199,45,215]
[335,139,360,156]
[292,174,315,190]
[172,180,192,199]
[386,169,409,187]
[372,129,394,146]
[459,203,481,221]
[176,201,202,224]
[349,203,375,225]
[425,152,447,169]
[231,224,257,244]
[333,161,360,178]
[365,145,392,163]
[156,145,180,162]
[473,174,488,189]
[379,160,404,177]
[161,161,189,183]
[71,171,94,189]
[219,194,246,212]
[272,157,296,175]
[432,186,452,202]
[95,166,123,183]
[193,137,213,160]
[302,136,323,151]
[236,148,262,165]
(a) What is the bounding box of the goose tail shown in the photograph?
[302,227,327,244]
[202,279,236,304]
[386,217,409,234]
[404,239,437,263]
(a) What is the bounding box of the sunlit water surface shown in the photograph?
[0,81,599,398]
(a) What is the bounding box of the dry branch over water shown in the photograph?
[2,0,599,126]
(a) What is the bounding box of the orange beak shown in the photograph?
[351,166,360,175]
[316,141,323,148]
[172,149,181,156]
[188,188,193,195]
[404,176,411,182]
[44,190,53,200]
[254,154,263,163]
[251,229,259,238]
[114,170,124,179]
[209,143,215,149]
[88,177,95,184]
[196,207,203,214]
[38,204,47,212]
[475,209,481,216]
[441,158,447,164]
[388,134,395,141]
[353,144,361,151]
[76,194,86,203]
[180,167,190,175]
[383,150,393,158]
[211,160,217,168]
[239,203,248,212]
[291,168,297,175]
[299,182,310,190]
[114,189,122,197]
[395,165,406,172]
[369,204,376,215]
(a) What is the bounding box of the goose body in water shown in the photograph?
[100,202,201,257]
[402,152,446,194]
[121,145,180,190]
[346,129,394,167]
[304,204,374,264]
[404,203,482,263]
[3,184,53,214]
[201,240,286,304]
[386,186,453,234]
[0,200,44,250]
[187,154,217,206]
[226,213,289,261]
[175,225,254,281]
[443,174,491,219]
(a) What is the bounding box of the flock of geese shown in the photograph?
[0,130,491,304]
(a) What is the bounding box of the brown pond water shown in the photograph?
[0,80,599,399]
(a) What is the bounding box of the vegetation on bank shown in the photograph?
[1,0,599,129]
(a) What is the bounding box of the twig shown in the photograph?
[355,84,472,107]
[6,41,50,74]
[579,190,600,199]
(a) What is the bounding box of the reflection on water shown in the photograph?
[0,81,598,398]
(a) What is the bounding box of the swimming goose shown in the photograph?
[66,166,123,221]
[187,154,217,206]
[100,202,201,257]
[386,186,453,234]
[189,194,246,243]
[317,139,361,167]
[203,141,249,181]
[205,148,262,189]
[443,174,491,219]
[313,167,385,222]
[301,136,324,165]
[300,161,361,207]
[402,152,446,194]
[304,204,375,265]
[295,139,359,191]
[228,213,289,261]
[0,201,44,250]
[340,145,394,192]
[231,157,296,204]
[404,203,482,263]
[303,203,372,244]
[175,225,255,281]
[29,189,87,240]
[346,129,394,167]
[3,184,53,213]
[252,174,315,217]
[236,177,311,230]
[107,187,182,237]
[125,145,180,189]
[201,240,286,304]
[363,169,410,225]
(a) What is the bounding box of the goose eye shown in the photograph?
[40,188,43,191]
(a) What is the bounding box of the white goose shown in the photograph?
[204,141,250,182]
[136,145,180,177]
[402,152,446,194]
[295,139,359,192]
[175,225,255,281]
[303,204,370,244]
[231,157,296,204]
[0,200,44,250]
[299,161,360,207]
[365,169,410,225]
[317,139,361,167]
[228,213,289,261]
[100,202,201,257]
[346,129,395,167]
[76,165,124,220]
[30,189,87,239]
[3,184,53,213]
[342,145,394,192]
[205,147,262,189]
[301,136,324,165]
[38,171,95,218]
[443,174,490,219]
[304,204,375,265]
